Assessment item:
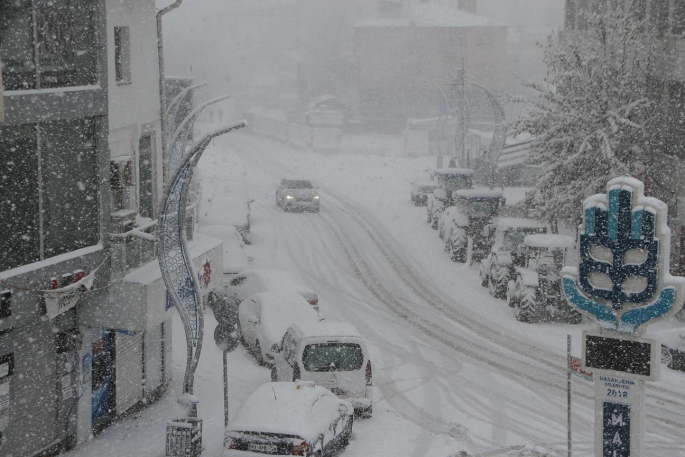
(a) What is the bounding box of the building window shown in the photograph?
[648,0,669,34]
[565,0,577,30]
[114,26,131,84]
[0,119,99,271]
[0,0,98,91]
[673,1,685,35]
[138,134,153,218]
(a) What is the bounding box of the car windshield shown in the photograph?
[284,181,313,189]
[465,200,498,217]
[303,343,364,372]
[503,228,544,251]
[440,175,471,191]
[419,186,435,192]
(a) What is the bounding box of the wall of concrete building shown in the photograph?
[0,0,110,453]
[106,0,164,220]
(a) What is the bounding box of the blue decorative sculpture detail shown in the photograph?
[562,177,685,335]
[158,121,246,395]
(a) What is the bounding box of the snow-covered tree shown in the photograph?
[516,4,663,226]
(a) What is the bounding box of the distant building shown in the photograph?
[353,1,508,130]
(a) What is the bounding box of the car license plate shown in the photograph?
[248,443,277,453]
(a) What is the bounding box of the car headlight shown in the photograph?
[313,195,320,200]
[286,195,294,200]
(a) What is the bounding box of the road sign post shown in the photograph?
[562,177,685,457]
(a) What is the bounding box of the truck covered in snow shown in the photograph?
[442,189,504,264]
[505,234,583,324]
[426,168,474,229]
[479,218,548,299]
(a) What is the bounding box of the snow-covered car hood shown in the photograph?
[226,382,351,442]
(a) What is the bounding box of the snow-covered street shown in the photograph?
[65,133,685,457]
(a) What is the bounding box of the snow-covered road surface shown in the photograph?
[66,131,685,457]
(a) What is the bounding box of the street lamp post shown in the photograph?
[160,121,246,456]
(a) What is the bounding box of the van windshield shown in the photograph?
[302,343,364,372]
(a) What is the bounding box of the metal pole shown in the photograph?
[223,350,229,428]
[157,0,184,186]
[567,334,572,457]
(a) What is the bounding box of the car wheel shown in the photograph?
[359,405,372,419]
[661,346,673,367]
[270,366,278,382]
[506,281,519,308]
[444,237,451,253]
[450,241,465,263]
[480,266,488,287]
[341,417,353,447]
[254,340,265,366]
[515,286,539,323]
[488,265,507,299]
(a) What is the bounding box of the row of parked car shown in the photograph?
[411,169,685,372]
[414,168,583,324]
[206,179,369,456]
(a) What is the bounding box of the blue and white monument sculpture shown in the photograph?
[159,121,246,457]
[562,177,685,457]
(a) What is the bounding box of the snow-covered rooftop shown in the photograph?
[354,3,509,28]
[454,189,503,199]
[524,234,575,249]
[496,218,547,230]
[238,268,317,298]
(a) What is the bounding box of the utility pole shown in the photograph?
[446,60,466,168]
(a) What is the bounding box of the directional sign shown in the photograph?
[602,402,630,457]
[568,355,593,382]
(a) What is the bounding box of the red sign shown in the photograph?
[202,260,212,287]
[569,355,593,381]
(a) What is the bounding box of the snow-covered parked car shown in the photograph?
[276,179,320,212]
[506,234,583,324]
[647,321,685,373]
[225,268,319,311]
[271,322,373,418]
[411,177,436,206]
[224,381,354,457]
[238,292,320,366]
[479,218,547,299]
[442,189,504,264]
[200,182,253,244]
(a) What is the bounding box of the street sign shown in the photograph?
[568,355,593,382]
[561,177,684,457]
[214,323,239,353]
[582,330,659,381]
[602,402,630,457]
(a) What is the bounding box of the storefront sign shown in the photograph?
[602,402,630,457]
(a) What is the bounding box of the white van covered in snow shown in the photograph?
[270,322,372,418]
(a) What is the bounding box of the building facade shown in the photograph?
[353,1,508,129]
[0,1,222,455]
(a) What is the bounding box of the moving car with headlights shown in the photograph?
[410,176,436,206]
[238,292,320,366]
[225,268,319,311]
[276,179,320,212]
[224,381,353,457]
[271,322,372,418]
